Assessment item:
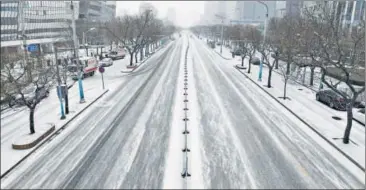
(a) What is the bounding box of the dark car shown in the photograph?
[316,90,347,110]
[231,48,242,56]
[251,57,267,65]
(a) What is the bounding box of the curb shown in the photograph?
[213,48,366,129]
[0,89,109,179]
[214,50,232,60]
[124,43,171,73]
[234,66,365,172]
[12,124,56,150]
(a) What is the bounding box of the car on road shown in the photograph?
[316,89,347,110]
[99,58,113,67]
[251,57,267,65]
[13,85,50,106]
[231,48,243,56]
[108,49,126,60]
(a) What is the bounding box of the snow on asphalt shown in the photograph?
[1,33,364,189]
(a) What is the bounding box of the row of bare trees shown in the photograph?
[104,9,176,66]
[191,4,365,144]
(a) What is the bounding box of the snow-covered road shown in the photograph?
[1,33,364,189]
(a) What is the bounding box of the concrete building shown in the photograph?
[1,1,75,54]
[286,0,303,17]
[275,1,286,18]
[76,1,116,45]
[233,1,276,25]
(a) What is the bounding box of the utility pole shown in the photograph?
[257,1,268,82]
[71,1,85,103]
[215,14,225,54]
[54,46,66,119]
[19,2,31,82]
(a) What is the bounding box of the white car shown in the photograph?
[99,58,113,67]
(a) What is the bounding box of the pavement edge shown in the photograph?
[233,66,365,172]
[0,89,109,179]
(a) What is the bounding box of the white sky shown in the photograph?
[116,1,204,28]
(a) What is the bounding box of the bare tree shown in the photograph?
[244,26,261,74]
[303,4,365,144]
[257,41,275,87]
[1,57,56,134]
[278,60,291,100]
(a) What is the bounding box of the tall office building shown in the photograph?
[1,1,74,54]
[286,0,303,17]
[76,1,116,45]
[234,1,276,25]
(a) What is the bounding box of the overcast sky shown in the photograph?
[116,1,204,27]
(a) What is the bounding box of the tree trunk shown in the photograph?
[310,67,315,86]
[343,98,355,144]
[275,58,279,69]
[65,91,69,114]
[129,52,134,66]
[302,67,306,84]
[241,57,245,67]
[135,50,138,64]
[286,62,291,75]
[29,107,35,134]
[283,79,287,99]
[247,57,252,73]
[267,67,273,88]
[140,48,143,61]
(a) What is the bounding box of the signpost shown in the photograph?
[27,44,39,52]
[99,66,105,90]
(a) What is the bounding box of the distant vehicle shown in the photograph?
[316,89,347,110]
[231,48,242,56]
[108,48,126,60]
[251,57,267,65]
[14,85,50,106]
[68,57,98,80]
[208,41,215,49]
[99,58,113,67]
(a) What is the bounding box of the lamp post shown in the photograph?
[71,1,85,103]
[257,1,268,82]
[54,46,66,119]
[83,27,96,56]
[215,14,226,54]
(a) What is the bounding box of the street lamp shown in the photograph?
[215,14,226,54]
[71,1,85,103]
[256,0,268,82]
[83,27,96,46]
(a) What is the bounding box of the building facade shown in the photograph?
[76,1,116,45]
[234,1,276,25]
[1,1,74,53]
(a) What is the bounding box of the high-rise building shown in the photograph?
[1,1,74,53]
[286,0,303,17]
[275,1,286,18]
[233,1,276,25]
[76,1,116,45]
[139,2,158,16]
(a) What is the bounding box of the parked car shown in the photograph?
[231,48,243,56]
[108,49,126,60]
[316,89,347,110]
[251,57,267,65]
[99,58,113,67]
[14,85,50,106]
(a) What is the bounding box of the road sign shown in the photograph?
[99,66,105,73]
[27,44,39,52]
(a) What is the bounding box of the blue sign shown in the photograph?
[27,44,39,52]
